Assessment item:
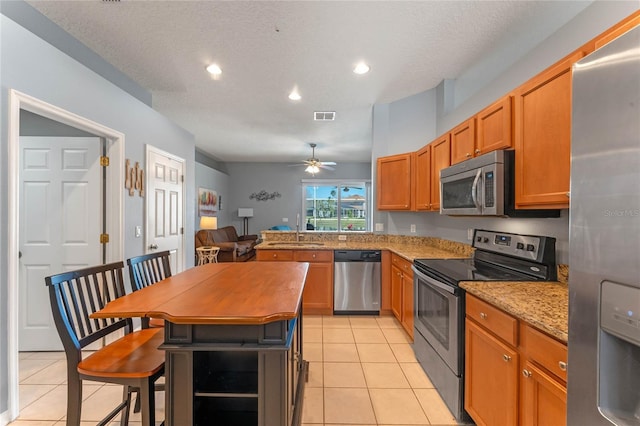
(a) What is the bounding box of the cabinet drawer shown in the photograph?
[522,324,568,382]
[391,254,413,274]
[467,295,518,346]
[293,250,333,263]
[256,250,293,261]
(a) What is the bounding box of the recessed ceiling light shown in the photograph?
[288,89,301,101]
[353,62,370,74]
[206,64,222,75]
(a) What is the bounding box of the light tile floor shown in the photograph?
[10,315,465,426]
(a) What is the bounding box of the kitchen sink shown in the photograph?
[266,242,325,246]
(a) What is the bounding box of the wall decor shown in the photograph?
[125,159,144,197]
[249,190,281,201]
[198,187,218,216]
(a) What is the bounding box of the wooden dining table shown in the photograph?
[92,261,310,426]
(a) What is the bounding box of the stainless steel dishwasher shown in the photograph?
[334,250,381,314]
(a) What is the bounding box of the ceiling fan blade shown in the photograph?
[319,164,335,171]
[320,161,337,166]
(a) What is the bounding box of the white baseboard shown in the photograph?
[0,409,11,426]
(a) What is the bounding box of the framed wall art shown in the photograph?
[198,187,218,216]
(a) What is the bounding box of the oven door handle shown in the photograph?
[471,168,482,212]
[412,266,456,295]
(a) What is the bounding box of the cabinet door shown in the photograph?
[401,272,414,339]
[302,262,333,315]
[380,251,392,313]
[450,118,477,165]
[377,153,413,210]
[521,360,567,426]
[429,135,451,211]
[465,319,519,426]
[514,52,584,209]
[390,264,403,321]
[477,96,512,155]
[414,145,431,210]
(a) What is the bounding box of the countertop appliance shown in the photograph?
[440,149,560,218]
[334,250,381,314]
[412,229,557,422]
[568,27,640,426]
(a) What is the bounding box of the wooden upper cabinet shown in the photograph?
[414,144,431,210]
[594,11,640,50]
[430,134,451,211]
[477,95,513,155]
[450,118,477,165]
[514,52,584,209]
[377,153,413,210]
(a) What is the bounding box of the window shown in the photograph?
[302,180,370,232]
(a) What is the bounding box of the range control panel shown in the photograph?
[473,229,555,263]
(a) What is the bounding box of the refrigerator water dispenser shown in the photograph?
[598,281,640,425]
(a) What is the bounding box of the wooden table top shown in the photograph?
[92,261,309,325]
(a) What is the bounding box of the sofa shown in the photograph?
[195,226,258,262]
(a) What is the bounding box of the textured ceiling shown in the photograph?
[26,1,590,164]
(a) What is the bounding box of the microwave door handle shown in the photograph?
[471,169,482,211]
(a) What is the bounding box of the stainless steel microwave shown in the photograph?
[439,150,560,217]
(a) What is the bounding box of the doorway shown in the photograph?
[7,89,124,420]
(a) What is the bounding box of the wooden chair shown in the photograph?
[127,251,171,328]
[45,262,165,426]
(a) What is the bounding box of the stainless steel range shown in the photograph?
[412,229,557,422]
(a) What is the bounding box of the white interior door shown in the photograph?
[19,137,102,351]
[146,146,184,273]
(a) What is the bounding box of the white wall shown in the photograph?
[0,14,196,417]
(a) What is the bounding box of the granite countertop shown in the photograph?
[257,232,568,343]
[460,281,568,343]
[255,239,471,261]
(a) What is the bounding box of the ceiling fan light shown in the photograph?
[305,164,319,174]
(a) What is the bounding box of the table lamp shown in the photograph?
[200,216,217,230]
[238,208,254,235]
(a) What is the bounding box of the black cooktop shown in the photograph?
[413,257,545,287]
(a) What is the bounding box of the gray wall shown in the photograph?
[372,1,639,265]
[225,162,372,236]
[194,161,231,230]
[0,13,196,417]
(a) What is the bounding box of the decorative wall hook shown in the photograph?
[249,190,281,201]
[125,159,145,197]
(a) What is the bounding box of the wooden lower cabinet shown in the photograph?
[257,249,334,315]
[520,359,567,426]
[390,254,414,339]
[465,319,519,426]
[465,294,568,426]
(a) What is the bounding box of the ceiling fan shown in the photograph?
[291,143,336,175]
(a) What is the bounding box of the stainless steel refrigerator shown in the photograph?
[568,26,640,425]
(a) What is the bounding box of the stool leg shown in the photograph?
[139,379,156,426]
[66,373,82,426]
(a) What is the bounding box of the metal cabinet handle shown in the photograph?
[149,244,158,250]
[503,354,512,362]
[475,149,481,154]
[273,254,278,258]
[466,153,471,158]
[480,312,488,320]
[522,369,532,378]
[558,361,567,371]
[312,254,316,258]
[566,192,571,198]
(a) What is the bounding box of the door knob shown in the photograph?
[522,369,532,378]
[149,244,158,250]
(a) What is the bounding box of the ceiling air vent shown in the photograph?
[314,111,336,121]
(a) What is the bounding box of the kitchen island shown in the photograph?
[93,261,310,426]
